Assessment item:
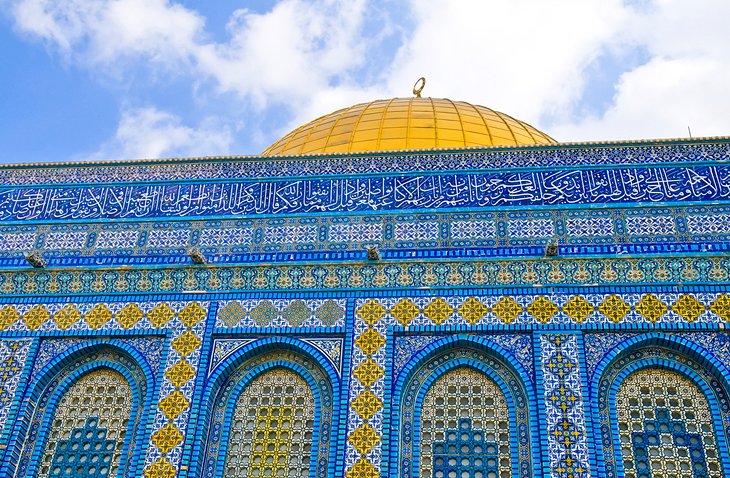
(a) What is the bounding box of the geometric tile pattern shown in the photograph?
[8,332,175,477]
[0,339,31,435]
[95,230,140,249]
[0,232,35,250]
[420,368,510,478]
[0,141,727,186]
[205,350,334,478]
[329,223,383,243]
[508,219,554,238]
[431,418,500,478]
[13,348,149,478]
[0,301,211,333]
[7,256,730,296]
[392,334,534,380]
[615,368,721,478]
[208,339,256,374]
[343,291,730,477]
[45,232,87,250]
[147,229,192,249]
[565,217,614,237]
[198,228,252,247]
[625,216,675,236]
[301,338,344,374]
[49,417,117,478]
[396,345,533,478]
[8,205,730,264]
[450,220,497,240]
[344,293,729,328]
[394,222,439,241]
[38,370,132,478]
[264,225,318,245]
[347,297,548,477]
[540,335,590,478]
[595,344,730,478]
[346,299,390,476]
[5,140,730,478]
[224,369,315,477]
[215,299,346,328]
[687,214,730,235]
[139,301,208,478]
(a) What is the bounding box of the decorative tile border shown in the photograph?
[6,205,730,265]
[539,334,590,478]
[0,339,32,433]
[215,299,346,329]
[1,140,728,186]
[28,337,164,385]
[4,165,730,222]
[208,337,343,377]
[2,256,730,296]
[143,301,208,478]
[0,301,207,333]
[584,331,730,383]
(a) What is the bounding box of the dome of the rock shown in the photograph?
[261,96,556,156]
[6,73,730,478]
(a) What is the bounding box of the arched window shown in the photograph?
[38,369,133,478]
[10,347,148,478]
[203,349,335,478]
[615,368,721,478]
[395,346,532,478]
[420,368,510,478]
[596,344,730,478]
[224,368,315,477]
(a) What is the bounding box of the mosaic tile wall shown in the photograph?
[0,140,729,270]
[0,290,729,478]
[0,140,730,478]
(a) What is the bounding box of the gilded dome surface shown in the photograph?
[261,97,556,156]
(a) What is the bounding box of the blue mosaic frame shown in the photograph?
[387,335,537,478]
[590,335,730,478]
[1,341,157,478]
[194,337,341,478]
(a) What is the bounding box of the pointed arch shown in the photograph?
[389,335,537,478]
[591,334,730,478]
[3,342,154,478]
[195,337,339,478]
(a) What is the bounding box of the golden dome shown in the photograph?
[261,97,556,157]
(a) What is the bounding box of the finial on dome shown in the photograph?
[413,77,426,98]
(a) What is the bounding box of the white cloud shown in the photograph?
[548,0,730,141]
[383,0,730,142]
[86,106,233,160]
[380,0,632,125]
[195,0,370,108]
[551,56,730,141]
[8,0,380,157]
[9,0,373,103]
[7,0,730,154]
[11,0,203,68]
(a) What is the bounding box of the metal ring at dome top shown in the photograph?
[413,77,426,98]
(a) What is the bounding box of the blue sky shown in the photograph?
[1,0,729,164]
